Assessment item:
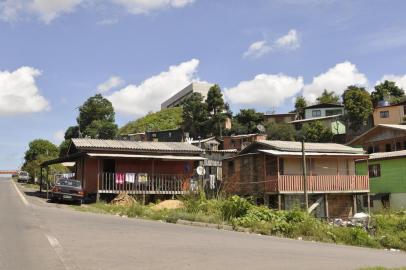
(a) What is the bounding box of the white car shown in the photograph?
[17,171,30,183]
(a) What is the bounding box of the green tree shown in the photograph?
[77,94,118,139]
[371,80,405,106]
[294,96,307,119]
[182,93,209,138]
[232,109,264,134]
[342,86,373,131]
[59,140,71,157]
[316,89,340,104]
[64,125,80,139]
[206,84,226,136]
[266,123,296,141]
[298,121,333,142]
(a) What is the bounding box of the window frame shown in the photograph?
[312,110,322,117]
[380,110,389,118]
[368,164,381,178]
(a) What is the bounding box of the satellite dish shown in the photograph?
[257,124,266,133]
[196,166,206,176]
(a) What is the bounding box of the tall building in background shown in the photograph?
[161,82,213,109]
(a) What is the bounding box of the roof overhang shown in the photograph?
[289,114,342,124]
[259,149,368,158]
[86,153,206,161]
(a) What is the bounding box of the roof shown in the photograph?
[86,153,206,161]
[224,133,263,139]
[347,124,406,145]
[304,103,344,109]
[259,149,367,158]
[289,114,342,124]
[264,112,296,117]
[243,140,365,154]
[190,136,218,144]
[368,150,406,160]
[70,138,203,154]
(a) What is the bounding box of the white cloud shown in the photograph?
[30,0,82,23]
[378,74,406,90]
[0,67,50,116]
[0,0,23,22]
[243,41,272,58]
[275,29,300,50]
[302,61,368,102]
[97,76,125,93]
[243,29,300,58]
[107,59,199,116]
[53,130,65,144]
[224,74,304,108]
[97,18,119,25]
[113,0,195,14]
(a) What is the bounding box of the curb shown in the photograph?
[176,219,247,232]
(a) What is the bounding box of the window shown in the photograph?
[385,143,392,152]
[374,145,380,153]
[312,110,321,117]
[396,142,401,150]
[325,109,343,116]
[367,146,373,154]
[228,161,235,175]
[380,111,389,118]
[368,164,381,178]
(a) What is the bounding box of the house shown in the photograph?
[304,103,344,119]
[348,124,406,153]
[373,101,406,126]
[356,150,406,210]
[145,128,188,142]
[161,82,214,109]
[40,138,205,201]
[222,140,369,218]
[264,113,296,124]
[290,115,346,135]
[222,134,267,151]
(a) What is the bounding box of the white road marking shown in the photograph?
[45,233,78,270]
[11,180,29,206]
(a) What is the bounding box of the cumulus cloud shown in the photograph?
[243,29,300,58]
[243,41,272,58]
[97,76,125,93]
[302,61,368,102]
[275,29,300,50]
[107,59,199,116]
[113,0,195,14]
[378,74,406,90]
[0,67,49,116]
[224,74,304,108]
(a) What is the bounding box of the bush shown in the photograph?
[220,196,253,221]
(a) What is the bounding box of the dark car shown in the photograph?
[51,179,84,205]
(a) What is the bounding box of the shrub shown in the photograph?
[220,196,253,221]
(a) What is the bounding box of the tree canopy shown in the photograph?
[371,80,405,106]
[230,109,264,135]
[266,122,296,141]
[206,84,227,136]
[299,121,334,143]
[294,96,307,119]
[342,85,373,131]
[182,93,209,138]
[316,90,340,104]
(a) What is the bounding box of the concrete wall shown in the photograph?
[373,105,405,126]
[304,107,344,119]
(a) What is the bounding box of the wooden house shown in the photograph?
[222,140,369,218]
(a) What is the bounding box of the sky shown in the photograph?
[1,0,406,169]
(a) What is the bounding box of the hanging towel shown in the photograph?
[116,173,125,184]
[125,173,136,183]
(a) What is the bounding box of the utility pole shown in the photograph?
[301,140,309,211]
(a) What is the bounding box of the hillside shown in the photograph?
[119,107,183,135]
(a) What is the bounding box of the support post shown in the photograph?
[96,159,100,203]
[324,193,329,219]
[39,167,43,193]
[367,192,371,228]
[278,194,282,210]
[353,194,358,215]
[46,166,49,200]
[301,140,308,211]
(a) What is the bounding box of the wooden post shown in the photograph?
[324,193,329,219]
[301,140,308,211]
[46,167,49,200]
[39,167,43,193]
[353,194,357,215]
[367,192,371,228]
[96,159,100,202]
[278,194,282,210]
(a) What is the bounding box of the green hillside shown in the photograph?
[119,107,183,135]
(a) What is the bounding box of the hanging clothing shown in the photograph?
[116,173,125,184]
[209,175,216,190]
[125,173,136,183]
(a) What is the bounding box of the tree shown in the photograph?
[294,96,307,119]
[77,94,118,139]
[266,123,296,141]
[59,140,71,157]
[182,93,209,138]
[342,86,373,131]
[64,125,80,139]
[232,109,264,134]
[206,84,226,136]
[371,80,405,106]
[298,121,333,143]
[316,89,340,104]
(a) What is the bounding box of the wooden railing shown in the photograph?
[99,172,191,194]
[266,175,369,193]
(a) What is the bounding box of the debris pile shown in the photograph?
[110,193,137,206]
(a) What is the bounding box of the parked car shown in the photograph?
[51,179,84,205]
[17,171,30,183]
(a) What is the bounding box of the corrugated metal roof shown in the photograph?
[71,138,203,153]
[369,150,406,160]
[289,114,342,124]
[256,140,364,154]
[259,149,367,157]
[87,153,206,160]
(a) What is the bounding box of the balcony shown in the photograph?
[266,175,369,194]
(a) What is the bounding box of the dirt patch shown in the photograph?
[111,193,137,206]
[151,200,184,211]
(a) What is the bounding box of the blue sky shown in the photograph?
[1,0,406,169]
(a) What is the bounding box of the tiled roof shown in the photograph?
[369,150,406,160]
[255,140,364,154]
[71,138,204,153]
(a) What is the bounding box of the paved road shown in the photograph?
[0,178,405,270]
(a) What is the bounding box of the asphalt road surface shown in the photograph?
[0,177,405,270]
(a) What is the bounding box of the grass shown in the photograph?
[21,183,40,189]
[73,194,406,252]
[359,268,406,270]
